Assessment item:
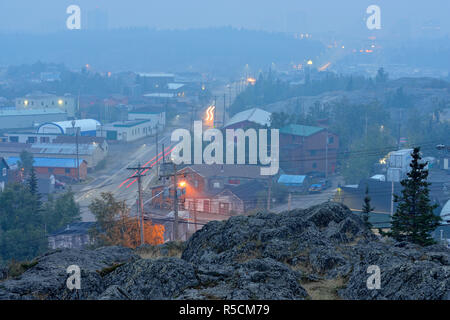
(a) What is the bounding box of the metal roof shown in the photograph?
[143,93,175,98]
[6,156,86,168]
[0,108,66,116]
[225,108,272,128]
[110,120,150,128]
[37,119,100,134]
[32,143,96,155]
[278,174,306,185]
[280,124,324,137]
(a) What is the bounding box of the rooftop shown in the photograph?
[109,120,150,128]
[49,222,96,237]
[0,108,66,116]
[280,124,324,137]
[52,136,106,145]
[181,164,266,180]
[6,156,86,168]
[225,108,272,128]
[278,174,306,185]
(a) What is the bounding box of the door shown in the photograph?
[203,199,210,213]
[106,130,117,140]
[219,202,229,215]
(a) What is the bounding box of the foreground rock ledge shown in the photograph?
[0,202,449,300]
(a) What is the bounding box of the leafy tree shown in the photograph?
[386,147,441,246]
[89,192,164,248]
[362,186,374,229]
[42,189,81,234]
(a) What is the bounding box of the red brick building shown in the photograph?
[149,164,268,215]
[6,157,87,180]
[279,124,339,175]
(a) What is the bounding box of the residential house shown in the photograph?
[48,222,95,249]
[279,124,339,175]
[0,157,9,191]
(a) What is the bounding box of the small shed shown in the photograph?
[277,174,307,191]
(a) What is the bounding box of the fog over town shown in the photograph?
[0,0,448,304]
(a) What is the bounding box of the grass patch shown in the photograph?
[135,241,185,259]
[7,259,38,278]
[97,263,125,277]
[301,277,346,300]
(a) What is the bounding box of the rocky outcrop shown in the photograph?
[0,246,138,300]
[0,202,448,300]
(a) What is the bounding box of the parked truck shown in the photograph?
[386,149,413,182]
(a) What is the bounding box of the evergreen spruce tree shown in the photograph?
[27,166,42,225]
[28,166,38,196]
[362,185,374,229]
[387,147,441,246]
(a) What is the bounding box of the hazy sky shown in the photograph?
[1,0,449,35]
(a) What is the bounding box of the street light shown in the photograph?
[71,119,80,182]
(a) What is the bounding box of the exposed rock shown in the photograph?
[101,258,199,300]
[178,258,308,300]
[0,246,138,300]
[0,202,448,300]
[339,242,450,300]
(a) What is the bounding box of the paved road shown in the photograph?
[272,189,337,213]
[74,133,172,221]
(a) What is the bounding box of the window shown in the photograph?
[328,136,334,144]
[2,168,6,176]
[310,150,317,156]
[213,182,221,188]
[194,180,199,188]
[49,168,54,173]
[312,163,317,169]
[65,168,70,174]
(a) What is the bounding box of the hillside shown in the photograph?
[0,202,449,300]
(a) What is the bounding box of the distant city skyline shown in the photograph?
[1,0,449,38]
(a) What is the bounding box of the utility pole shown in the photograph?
[155,130,159,177]
[172,162,179,241]
[158,162,197,240]
[127,163,146,246]
[162,143,165,163]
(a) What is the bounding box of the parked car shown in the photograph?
[308,183,323,193]
[318,179,331,190]
[55,179,66,189]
